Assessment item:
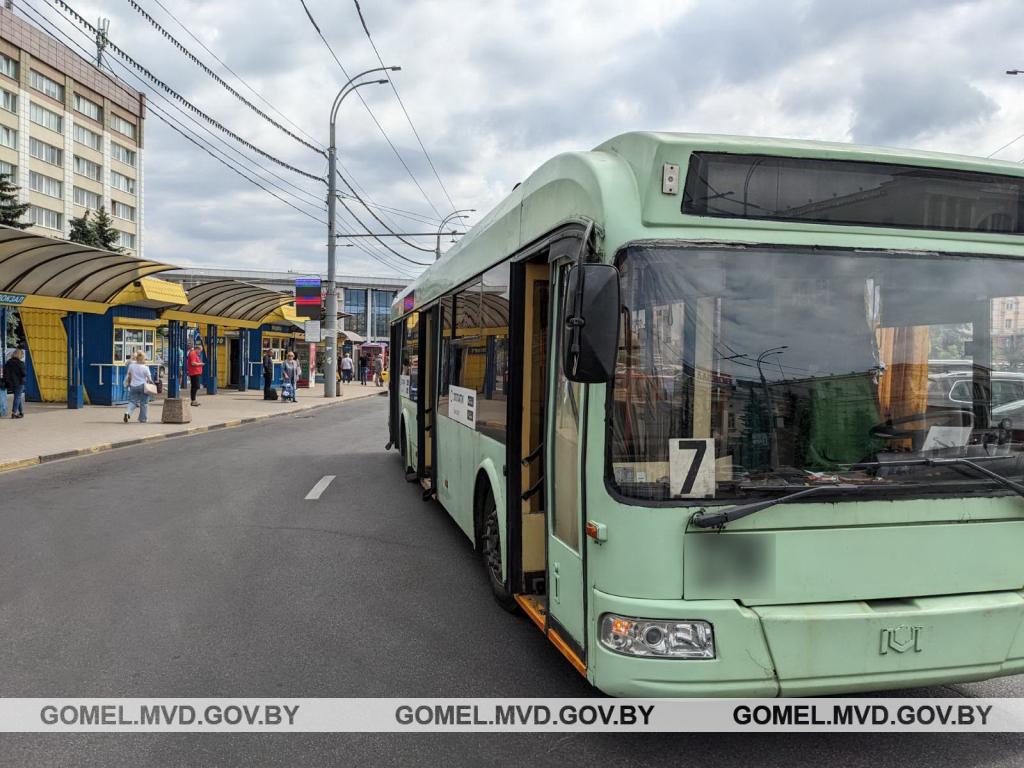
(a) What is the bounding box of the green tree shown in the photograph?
[68,207,124,253]
[91,206,123,253]
[68,211,99,247]
[0,172,30,229]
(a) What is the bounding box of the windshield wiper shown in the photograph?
[690,484,864,528]
[849,457,1024,499]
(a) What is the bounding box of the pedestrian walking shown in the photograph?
[359,353,369,386]
[282,350,300,402]
[263,348,275,400]
[123,351,154,423]
[187,341,204,406]
[0,351,8,419]
[5,347,26,419]
[373,354,384,387]
[341,352,353,383]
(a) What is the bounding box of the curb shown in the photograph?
[0,396,364,474]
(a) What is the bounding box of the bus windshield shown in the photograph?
[609,243,1024,501]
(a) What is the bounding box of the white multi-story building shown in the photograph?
[0,6,144,256]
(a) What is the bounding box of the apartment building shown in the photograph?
[0,6,144,256]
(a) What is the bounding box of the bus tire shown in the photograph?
[479,486,517,612]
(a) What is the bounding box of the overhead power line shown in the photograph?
[336,172,434,252]
[51,0,324,182]
[125,0,325,155]
[147,0,326,152]
[20,3,418,277]
[352,0,459,218]
[297,0,445,219]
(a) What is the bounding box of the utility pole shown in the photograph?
[95,17,110,69]
[325,67,398,397]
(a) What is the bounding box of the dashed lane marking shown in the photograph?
[305,475,336,500]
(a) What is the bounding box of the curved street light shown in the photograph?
[324,66,399,397]
[436,209,475,260]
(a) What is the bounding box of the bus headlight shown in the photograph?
[599,614,714,659]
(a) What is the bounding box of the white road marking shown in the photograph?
[305,475,336,500]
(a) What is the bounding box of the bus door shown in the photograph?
[417,305,439,494]
[507,260,550,596]
[545,262,586,655]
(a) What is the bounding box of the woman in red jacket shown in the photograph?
[186,341,205,406]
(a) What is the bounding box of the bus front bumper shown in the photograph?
[590,588,1024,698]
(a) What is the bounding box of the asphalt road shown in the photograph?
[0,395,1022,766]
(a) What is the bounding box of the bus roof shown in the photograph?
[393,132,1024,318]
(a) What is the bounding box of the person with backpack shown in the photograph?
[5,347,26,419]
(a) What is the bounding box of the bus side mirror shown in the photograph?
[563,263,620,383]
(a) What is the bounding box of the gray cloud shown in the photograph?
[17,0,1024,279]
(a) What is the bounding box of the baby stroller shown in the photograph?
[281,380,295,402]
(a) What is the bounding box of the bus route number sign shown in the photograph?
[449,386,476,429]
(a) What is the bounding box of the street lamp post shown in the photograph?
[436,209,475,260]
[324,66,399,397]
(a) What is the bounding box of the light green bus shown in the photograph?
[389,132,1024,697]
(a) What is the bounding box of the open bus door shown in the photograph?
[416,305,439,495]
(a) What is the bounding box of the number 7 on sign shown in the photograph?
[668,439,715,499]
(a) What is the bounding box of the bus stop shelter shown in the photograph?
[160,279,295,397]
[0,225,176,408]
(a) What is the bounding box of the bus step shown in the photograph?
[514,594,547,632]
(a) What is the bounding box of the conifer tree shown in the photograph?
[0,172,30,229]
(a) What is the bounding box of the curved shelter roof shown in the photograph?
[166,279,294,326]
[0,226,174,309]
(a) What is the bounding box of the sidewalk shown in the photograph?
[0,382,388,472]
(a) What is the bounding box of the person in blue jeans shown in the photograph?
[123,351,154,423]
[5,348,26,419]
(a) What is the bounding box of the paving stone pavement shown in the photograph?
[0,382,389,471]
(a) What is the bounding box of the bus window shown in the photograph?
[402,314,419,401]
[437,295,453,417]
[477,262,511,443]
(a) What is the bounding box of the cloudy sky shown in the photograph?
[15,0,1024,279]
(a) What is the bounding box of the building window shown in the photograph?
[29,171,62,199]
[111,142,136,167]
[371,290,395,339]
[74,155,102,181]
[110,113,136,139]
[73,186,100,210]
[112,200,135,222]
[0,88,16,114]
[111,170,135,194]
[29,137,62,166]
[73,123,102,150]
[114,327,154,363]
[0,160,16,183]
[0,54,18,80]
[73,93,102,122]
[0,125,15,150]
[116,230,136,250]
[29,70,64,102]
[29,102,62,133]
[1008,301,1015,311]
[344,288,368,338]
[1006,319,1014,329]
[29,205,62,231]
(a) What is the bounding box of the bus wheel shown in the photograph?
[481,490,516,612]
